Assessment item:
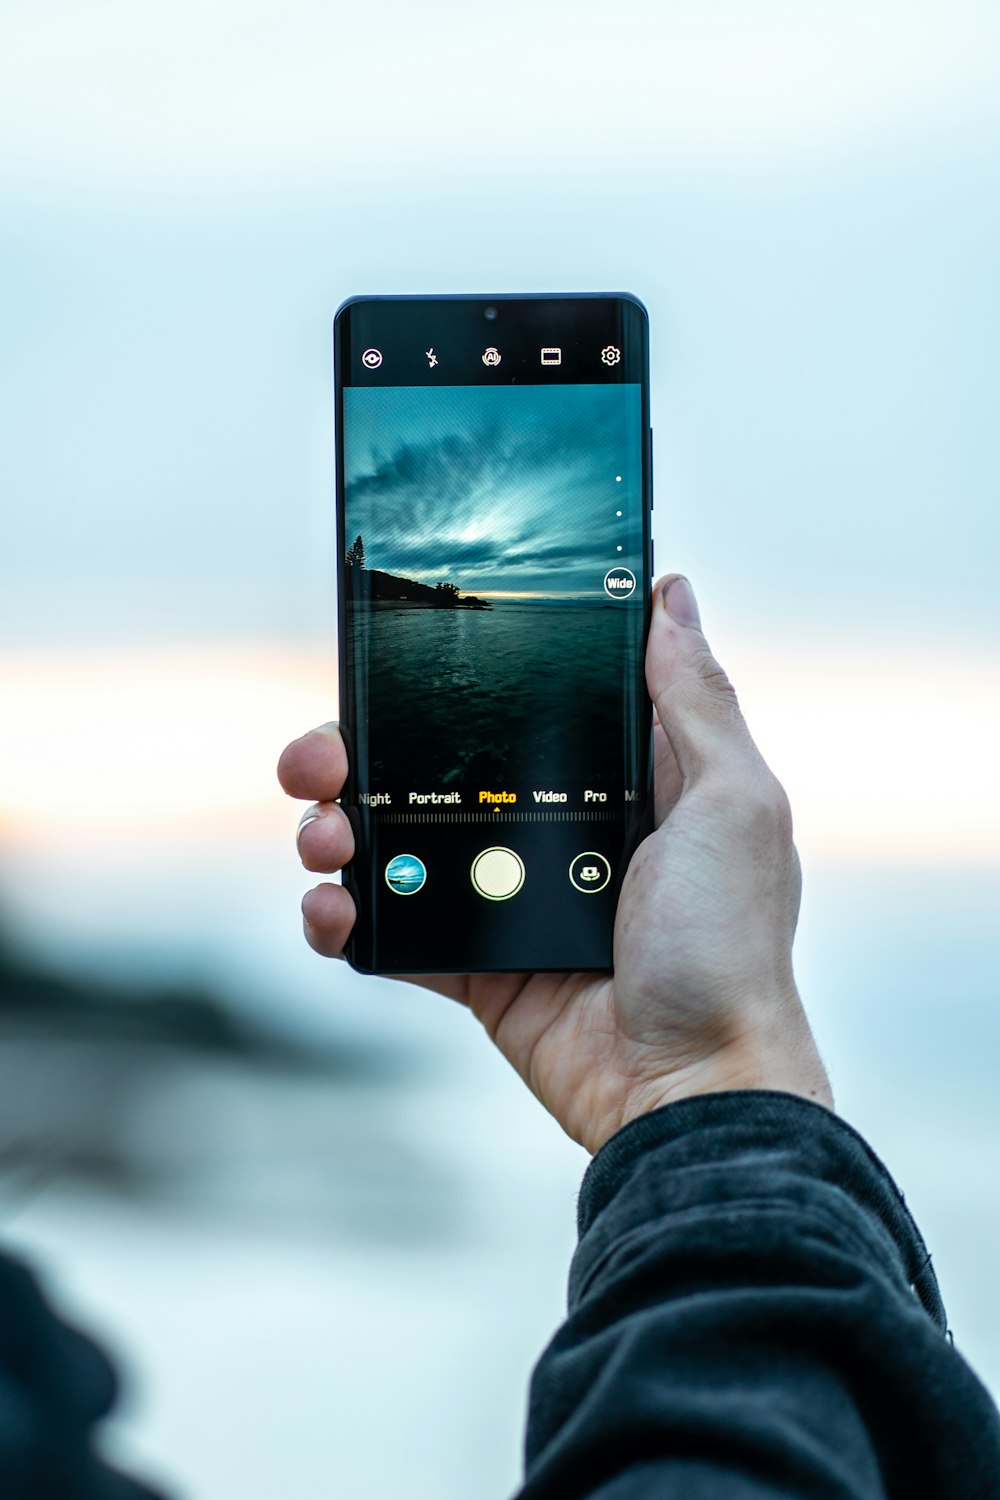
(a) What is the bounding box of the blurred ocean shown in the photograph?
[1,843,998,1499]
[0,838,589,1500]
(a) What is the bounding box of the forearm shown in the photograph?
[520,1093,1000,1499]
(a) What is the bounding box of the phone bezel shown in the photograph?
[333,293,653,973]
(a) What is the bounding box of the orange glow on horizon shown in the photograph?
[0,645,336,849]
[0,642,997,865]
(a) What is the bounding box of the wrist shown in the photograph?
[593,1002,833,1154]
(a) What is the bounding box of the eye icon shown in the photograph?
[482,346,502,367]
[362,348,383,369]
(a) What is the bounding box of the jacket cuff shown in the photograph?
[574,1090,946,1328]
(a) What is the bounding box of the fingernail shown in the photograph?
[664,576,701,629]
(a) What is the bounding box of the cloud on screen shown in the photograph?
[343,385,640,596]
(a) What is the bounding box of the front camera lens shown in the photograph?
[484,306,498,321]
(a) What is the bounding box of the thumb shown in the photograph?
[646,574,752,783]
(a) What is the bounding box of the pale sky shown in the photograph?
[1,0,998,859]
[1,1,998,181]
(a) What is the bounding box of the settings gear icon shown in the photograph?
[600,344,621,367]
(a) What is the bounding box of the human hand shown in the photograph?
[277,575,832,1154]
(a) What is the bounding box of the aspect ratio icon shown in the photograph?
[482,346,502,367]
[540,347,561,366]
[604,566,636,599]
[361,348,383,369]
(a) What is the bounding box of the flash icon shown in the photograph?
[426,348,439,369]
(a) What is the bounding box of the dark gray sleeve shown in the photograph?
[0,1253,167,1499]
[519,1091,1000,1499]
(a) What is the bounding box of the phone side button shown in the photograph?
[649,427,654,510]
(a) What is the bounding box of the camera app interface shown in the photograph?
[342,341,648,971]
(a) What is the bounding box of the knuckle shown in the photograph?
[744,770,794,844]
[690,645,739,704]
[688,647,747,733]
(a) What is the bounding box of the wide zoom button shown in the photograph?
[471,846,525,901]
[569,852,611,893]
[603,566,636,600]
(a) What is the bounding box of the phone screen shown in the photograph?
[335,295,652,973]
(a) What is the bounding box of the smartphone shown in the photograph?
[334,294,653,974]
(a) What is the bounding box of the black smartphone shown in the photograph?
[334,294,653,974]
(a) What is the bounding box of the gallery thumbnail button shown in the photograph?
[471,846,525,901]
[384,853,427,895]
[569,852,611,893]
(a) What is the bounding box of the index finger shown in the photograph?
[277,723,349,802]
